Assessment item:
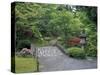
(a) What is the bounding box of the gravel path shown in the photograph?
[37,46,97,72]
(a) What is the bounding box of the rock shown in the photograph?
[19,48,33,57]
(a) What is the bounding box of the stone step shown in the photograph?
[36,46,63,57]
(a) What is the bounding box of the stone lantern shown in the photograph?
[79,29,86,50]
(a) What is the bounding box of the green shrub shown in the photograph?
[17,40,31,51]
[67,47,85,59]
[85,42,97,57]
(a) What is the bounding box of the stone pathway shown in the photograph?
[37,46,63,57]
[37,46,97,72]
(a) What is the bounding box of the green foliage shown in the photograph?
[34,39,48,47]
[14,2,97,57]
[67,47,85,59]
[85,43,97,57]
[85,33,97,57]
[17,40,31,51]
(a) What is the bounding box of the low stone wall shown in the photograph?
[54,44,68,55]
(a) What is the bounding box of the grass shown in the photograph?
[15,56,37,73]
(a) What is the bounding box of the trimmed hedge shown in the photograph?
[67,47,85,59]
